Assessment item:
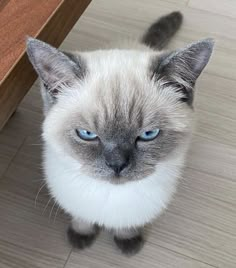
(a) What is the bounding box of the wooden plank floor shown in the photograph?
[0,0,235,267]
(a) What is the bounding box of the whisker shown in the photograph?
[30,143,43,146]
[42,197,52,215]
[53,204,61,224]
[49,201,57,222]
[35,183,47,208]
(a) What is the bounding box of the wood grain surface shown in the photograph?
[0,0,61,82]
[0,0,91,130]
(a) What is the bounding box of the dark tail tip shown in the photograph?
[169,11,183,26]
[142,11,183,50]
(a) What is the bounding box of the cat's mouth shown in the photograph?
[110,173,128,184]
[79,162,155,184]
[97,168,155,184]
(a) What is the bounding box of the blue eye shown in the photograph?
[76,129,98,141]
[139,129,160,141]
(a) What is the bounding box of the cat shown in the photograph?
[26,11,214,255]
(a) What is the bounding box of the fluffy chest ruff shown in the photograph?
[44,144,184,229]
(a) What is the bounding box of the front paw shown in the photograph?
[67,225,99,249]
[114,235,144,255]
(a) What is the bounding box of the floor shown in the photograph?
[0,0,235,267]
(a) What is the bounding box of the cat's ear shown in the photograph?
[26,37,86,97]
[153,38,214,104]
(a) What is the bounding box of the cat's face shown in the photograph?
[42,51,192,183]
[26,38,213,183]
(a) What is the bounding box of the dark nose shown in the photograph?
[104,146,131,175]
[105,159,129,175]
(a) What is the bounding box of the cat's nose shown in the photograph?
[105,159,129,175]
[104,146,131,175]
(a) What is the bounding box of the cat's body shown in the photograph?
[27,12,214,255]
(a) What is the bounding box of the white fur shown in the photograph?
[41,46,192,231]
[44,142,186,230]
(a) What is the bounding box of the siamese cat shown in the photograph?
[26,11,214,255]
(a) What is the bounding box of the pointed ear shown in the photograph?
[153,38,214,104]
[26,37,86,97]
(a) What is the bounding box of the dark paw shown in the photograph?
[114,235,144,255]
[67,226,98,249]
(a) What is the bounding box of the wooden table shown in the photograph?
[0,0,91,130]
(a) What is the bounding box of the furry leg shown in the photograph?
[67,218,99,249]
[113,227,144,255]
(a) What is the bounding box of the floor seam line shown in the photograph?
[63,248,73,268]
[0,136,28,180]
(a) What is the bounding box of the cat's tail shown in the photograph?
[142,11,183,50]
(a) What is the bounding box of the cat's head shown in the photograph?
[26,38,214,183]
